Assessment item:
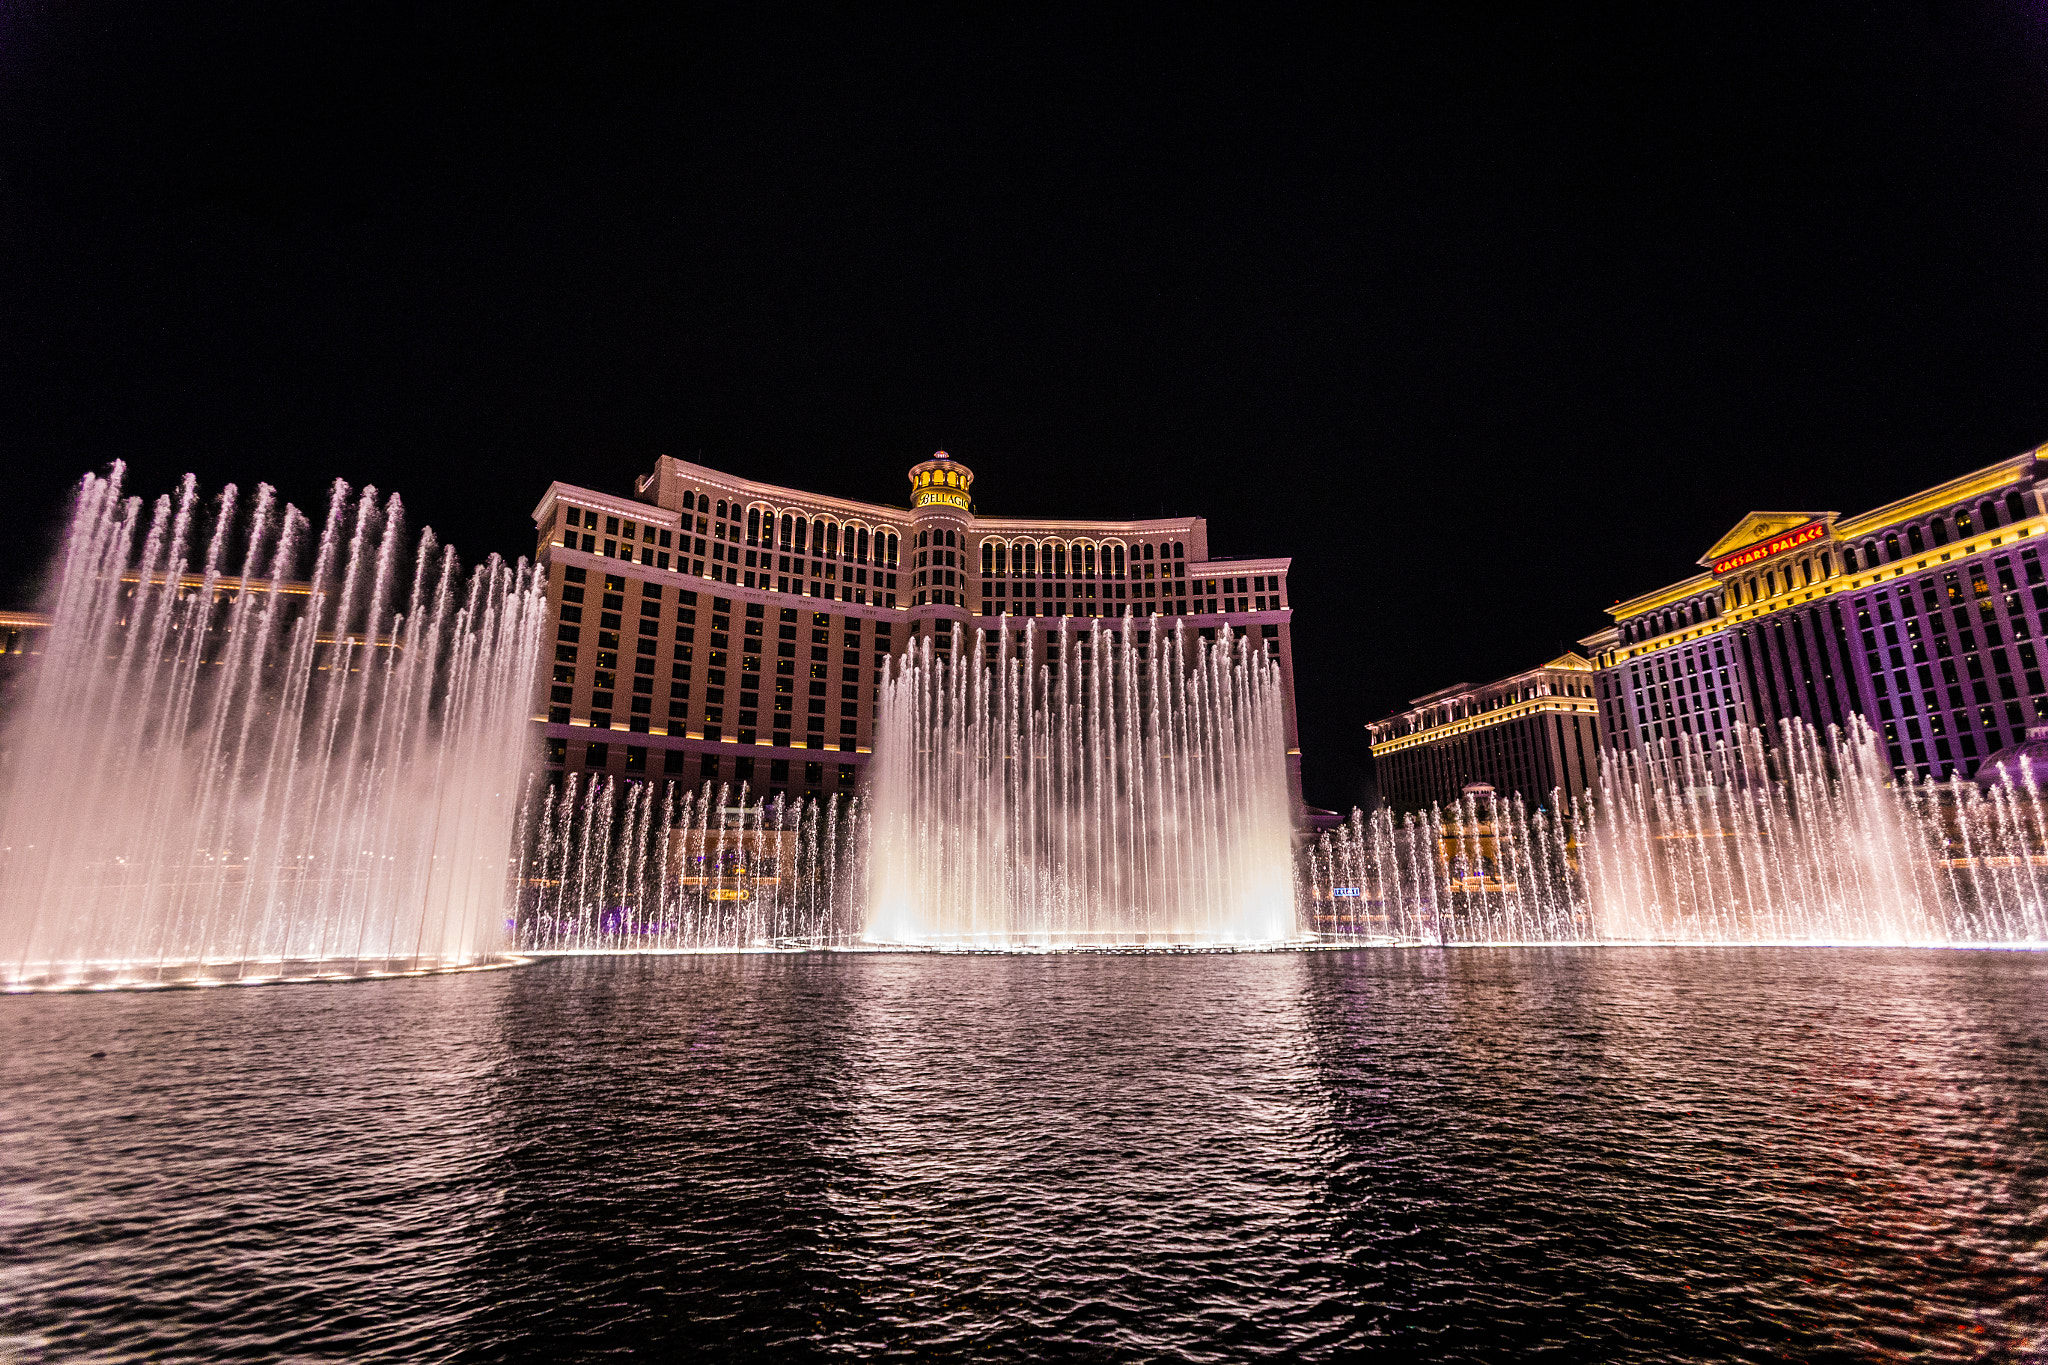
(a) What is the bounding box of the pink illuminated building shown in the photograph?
[532,451,1303,812]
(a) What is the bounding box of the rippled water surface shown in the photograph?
[3,948,2046,1361]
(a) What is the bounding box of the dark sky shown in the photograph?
[3,4,2045,811]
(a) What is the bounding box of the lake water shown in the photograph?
[3,948,2044,1360]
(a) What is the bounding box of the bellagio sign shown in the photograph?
[1712,520,1828,575]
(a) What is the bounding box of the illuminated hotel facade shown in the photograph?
[1588,446,2048,785]
[1364,656,1603,814]
[533,452,1303,810]
[1371,442,2048,811]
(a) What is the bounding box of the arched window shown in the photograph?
[1980,498,2002,530]
[1143,544,1154,560]
[1054,544,1066,577]
[1706,598,1719,619]
[2006,491,2026,524]
[945,528,956,547]
[812,519,827,554]
[716,499,727,519]
[821,522,835,557]
[1930,517,1949,546]
[1884,532,1900,561]
[1908,525,1925,553]
[1173,542,1184,558]
[1842,545,1858,572]
[1820,553,1833,578]
[982,542,993,574]
[683,491,696,511]
[1863,540,1878,567]
[747,507,761,542]
[1084,543,1096,575]
[886,533,899,567]
[1957,507,1975,537]
[1024,543,1037,575]
[1113,544,1126,576]
[794,518,808,555]
[1800,558,1813,585]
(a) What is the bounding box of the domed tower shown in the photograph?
[905,451,976,648]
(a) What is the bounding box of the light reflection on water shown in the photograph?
[1,948,2043,1360]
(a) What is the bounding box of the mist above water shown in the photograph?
[0,465,546,988]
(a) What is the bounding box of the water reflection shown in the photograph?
[822,955,1343,1356]
[0,950,2042,1360]
[466,956,870,1354]
[1297,949,2048,1358]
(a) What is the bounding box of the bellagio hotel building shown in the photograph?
[532,451,1302,812]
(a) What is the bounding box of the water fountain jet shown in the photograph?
[0,466,547,991]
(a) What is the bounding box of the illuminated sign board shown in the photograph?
[1711,520,1828,575]
[1331,887,1362,899]
[916,491,970,510]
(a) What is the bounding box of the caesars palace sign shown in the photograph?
[1712,520,1829,575]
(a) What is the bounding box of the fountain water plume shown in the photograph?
[1307,715,2048,945]
[866,618,1298,947]
[513,779,866,951]
[0,465,547,989]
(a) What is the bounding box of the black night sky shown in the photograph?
[4,4,2045,810]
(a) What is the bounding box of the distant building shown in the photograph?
[1365,654,1601,814]
[533,451,1304,811]
[1373,441,2048,800]
[1584,444,2048,783]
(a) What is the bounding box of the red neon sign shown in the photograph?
[1712,520,1827,575]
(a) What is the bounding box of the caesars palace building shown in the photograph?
[1371,442,2048,813]
[532,451,1303,812]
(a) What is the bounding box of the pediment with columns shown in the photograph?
[1697,511,1836,567]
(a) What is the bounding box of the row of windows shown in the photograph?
[544,743,860,794]
[1620,594,1722,644]
[559,513,901,608]
[1840,491,2030,572]
[1373,712,1598,812]
[1601,545,2048,779]
[976,539,1187,578]
[559,499,1217,596]
[913,466,970,492]
[1618,488,2038,647]
[550,567,886,748]
[1612,640,1743,747]
[675,489,904,568]
[1371,672,1597,741]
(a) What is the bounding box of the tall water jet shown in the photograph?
[1305,715,2048,945]
[866,619,1298,947]
[0,466,547,989]
[514,780,866,952]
